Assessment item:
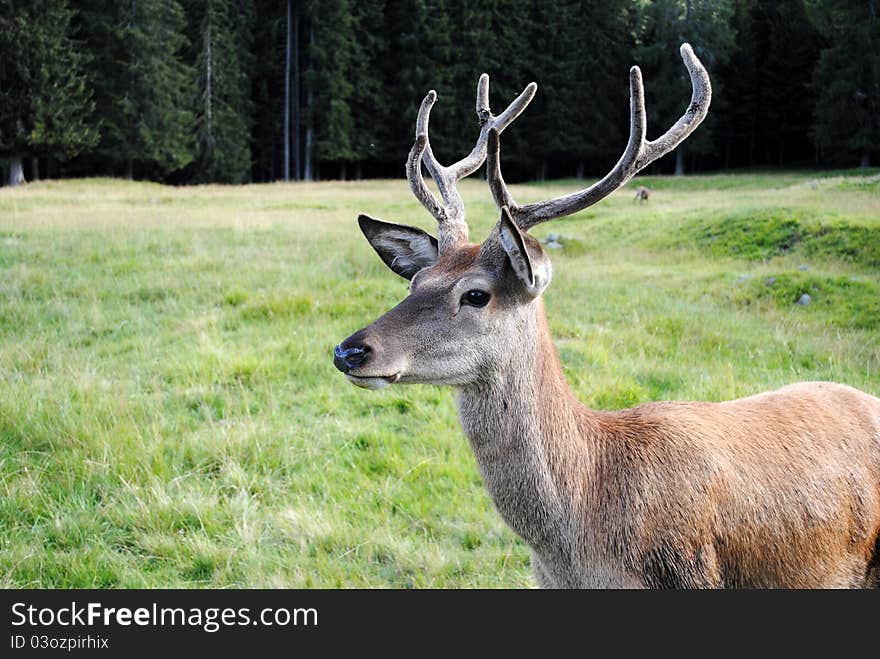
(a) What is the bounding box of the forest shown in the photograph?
[1,0,878,186]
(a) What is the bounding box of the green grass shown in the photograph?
[0,170,878,587]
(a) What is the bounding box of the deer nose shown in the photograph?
[333,344,371,373]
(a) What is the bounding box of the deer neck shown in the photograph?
[455,299,597,551]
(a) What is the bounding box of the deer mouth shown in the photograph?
[345,373,400,390]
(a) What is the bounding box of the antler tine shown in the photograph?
[487,127,516,211]
[406,75,537,251]
[639,43,710,166]
[491,43,711,232]
[406,93,447,224]
[447,80,537,182]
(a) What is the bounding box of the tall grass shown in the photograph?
[1,171,877,587]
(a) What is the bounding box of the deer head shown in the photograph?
[334,44,711,391]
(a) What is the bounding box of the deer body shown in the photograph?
[633,185,651,202]
[457,296,880,588]
[334,45,880,587]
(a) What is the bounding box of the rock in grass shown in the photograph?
[796,293,812,305]
[542,233,563,249]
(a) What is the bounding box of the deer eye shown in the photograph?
[462,289,491,308]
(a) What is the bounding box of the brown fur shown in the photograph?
[459,304,880,588]
[341,232,880,589]
[633,186,651,202]
[336,48,879,588]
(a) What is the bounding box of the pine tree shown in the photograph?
[635,0,736,174]
[806,0,880,167]
[349,0,388,178]
[184,0,255,183]
[432,0,493,168]
[249,0,285,182]
[1,0,847,183]
[573,1,634,177]
[374,0,455,171]
[484,0,540,180]
[520,1,580,180]
[79,0,196,179]
[523,1,633,180]
[302,0,357,179]
[0,0,98,186]
[712,0,757,168]
[284,0,292,181]
[747,0,819,166]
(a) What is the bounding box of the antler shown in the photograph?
[406,76,537,251]
[487,43,711,231]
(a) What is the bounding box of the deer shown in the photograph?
[633,185,651,202]
[333,44,880,588]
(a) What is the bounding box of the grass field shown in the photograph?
[1,170,878,587]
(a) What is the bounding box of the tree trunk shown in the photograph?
[205,9,214,154]
[7,155,25,186]
[339,162,346,181]
[303,25,314,181]
[575,161,584,179]
[355,162,362,180]
[31,157,40,181]
[283,0,291,181]
[126,159,134,180]
[304,127,313,181]
[861,148,871,168]
[674,147,685,176]
[293,3,301,181]
[748,107,758,167]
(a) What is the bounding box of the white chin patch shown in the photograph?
[345,374,399,390]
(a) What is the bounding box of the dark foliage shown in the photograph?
[0,0,876,185]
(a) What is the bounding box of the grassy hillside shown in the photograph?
[0,171,878,587]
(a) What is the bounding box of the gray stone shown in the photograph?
[545,240,563,250]
[796,293,812,306]
[798,264,809,271]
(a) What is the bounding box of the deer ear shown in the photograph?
[497,207,551,297]
[358,214,439,281]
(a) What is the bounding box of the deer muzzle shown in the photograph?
[333,333,401,390]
